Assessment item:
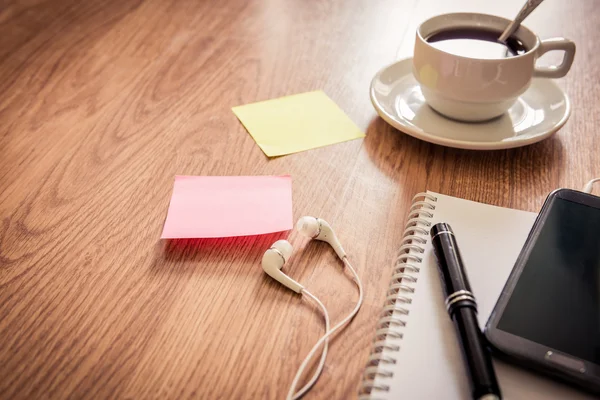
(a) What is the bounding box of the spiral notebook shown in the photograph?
[359,191,596,400]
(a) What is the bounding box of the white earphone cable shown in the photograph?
[582,178,600,194]
[292,290,330,400]
[287,257,364,400]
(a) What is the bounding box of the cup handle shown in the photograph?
[533,38,576,78]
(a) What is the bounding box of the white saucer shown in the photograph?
[370,58,571,150]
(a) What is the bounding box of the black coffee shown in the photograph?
[426,28,528,59]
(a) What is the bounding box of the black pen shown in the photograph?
[431,222,502,400]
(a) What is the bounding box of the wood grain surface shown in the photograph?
[1,0,598,399]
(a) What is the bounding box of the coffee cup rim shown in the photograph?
[416,12,540,62]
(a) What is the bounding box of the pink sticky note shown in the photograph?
[161,175,293,239]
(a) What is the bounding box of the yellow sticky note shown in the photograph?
[232,91,365,157]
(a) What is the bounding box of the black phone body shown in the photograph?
[485,188,600,395]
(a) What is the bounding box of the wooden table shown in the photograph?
[1,0,598,398]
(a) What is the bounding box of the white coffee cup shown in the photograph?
[413,13,576,122]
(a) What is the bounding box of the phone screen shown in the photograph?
[497,197,600,365]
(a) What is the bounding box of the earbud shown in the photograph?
[296,216,346,259]
[262,240,304,293]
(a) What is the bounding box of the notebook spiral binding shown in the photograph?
[358,192,438,400]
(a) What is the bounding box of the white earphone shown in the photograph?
[262,217,346,293]
[262,239,302,292]
[262,216,363,400]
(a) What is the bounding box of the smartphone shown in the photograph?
[485,188,600,395]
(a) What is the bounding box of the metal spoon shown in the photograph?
[498,0,545,42]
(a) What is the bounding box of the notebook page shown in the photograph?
[380,192,596,399]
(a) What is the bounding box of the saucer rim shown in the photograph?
[370,57,571,150]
